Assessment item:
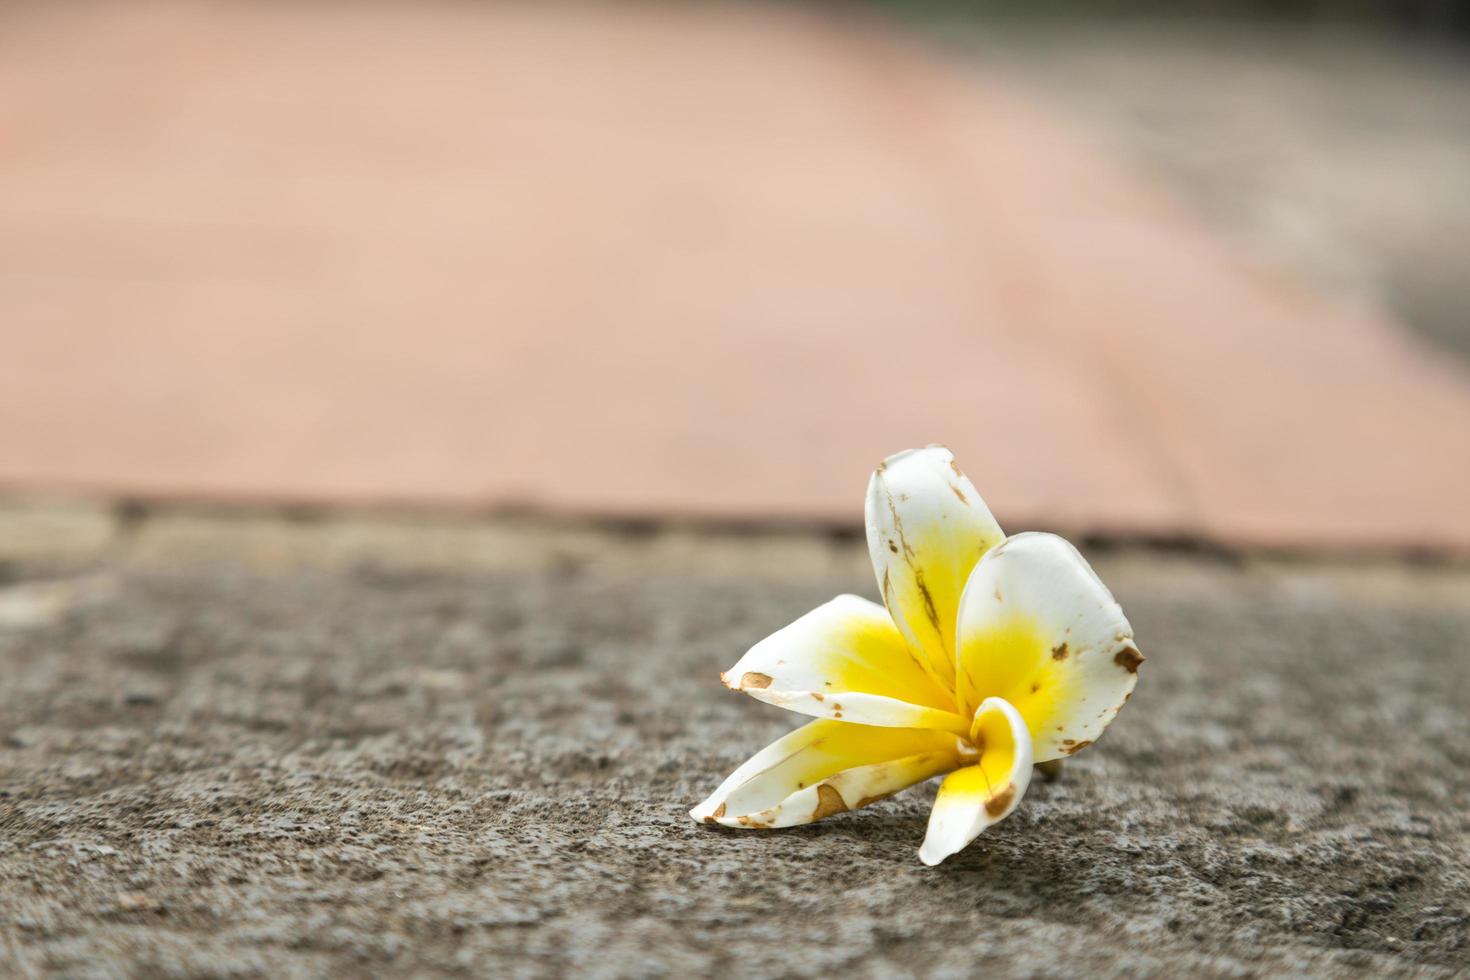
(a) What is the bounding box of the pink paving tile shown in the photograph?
[1,1,1468,551]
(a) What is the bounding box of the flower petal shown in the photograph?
[865,446,1006,692]
[722,594,967,733]
[690,718,963,829]
[919,697,1033,865]
[954,531,1142,762]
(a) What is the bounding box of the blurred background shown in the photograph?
[2,0,1469,552]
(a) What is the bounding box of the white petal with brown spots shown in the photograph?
[720,594,967,733]
[689,719,964,829]
[864,446,1004,692]
[954,532,1141,763]
[919,697,1034,865]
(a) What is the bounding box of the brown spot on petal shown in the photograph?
[855,791,896,809]
[950,484,968,504]
[1114,646,1144,673]
[1064,739,1093,756]
[985,784,1015,817]
[950,458,963,477]
[812,784,849,821]
[741,672,774,689]
[1051,642,1069,661]
[703,802,727,825]
[915,573,942,632]
[810,692,825,702]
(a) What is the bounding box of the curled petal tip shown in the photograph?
[918,698,1033,864]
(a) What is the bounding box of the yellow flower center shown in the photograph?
[957,613,1073,739]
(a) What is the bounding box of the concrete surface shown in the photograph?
[2,501,1468,976]
[3,1,1470,550]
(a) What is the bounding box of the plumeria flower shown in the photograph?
[690,446,1143,865]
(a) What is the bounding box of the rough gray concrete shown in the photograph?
[1,504,1468,977]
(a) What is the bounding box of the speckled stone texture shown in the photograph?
[1,510,1468,977]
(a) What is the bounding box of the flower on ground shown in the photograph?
[690,446,1143,865]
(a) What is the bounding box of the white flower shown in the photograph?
[690,446,1143,865]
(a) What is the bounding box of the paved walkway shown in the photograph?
[3,1,1469,550]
